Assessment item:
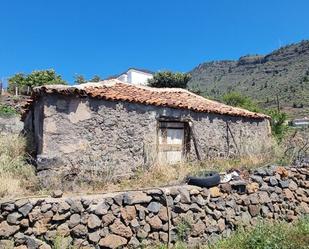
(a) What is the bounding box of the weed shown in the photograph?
[0,104,17,117]
[0,134,38,198]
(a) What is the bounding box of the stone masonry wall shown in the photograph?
[0,164,308,249]
[29,94,271,187]
[0,116,23,134]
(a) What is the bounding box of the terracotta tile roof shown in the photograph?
[23,79,269,120]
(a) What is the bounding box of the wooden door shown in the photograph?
[158,122,185,164]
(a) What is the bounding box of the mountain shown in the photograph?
[188,40,309,118]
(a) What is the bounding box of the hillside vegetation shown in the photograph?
[188,40,309,118]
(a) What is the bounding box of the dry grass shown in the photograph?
[0,134,38,198]
[85,153,275,194]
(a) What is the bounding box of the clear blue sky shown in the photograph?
[1,0,309,85]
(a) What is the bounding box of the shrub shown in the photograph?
[222,92,261,113]
[267,109,289,142]
[148,71,191,88]
[0,134,37,198]
[207,216,309,249]
[0,104,17,117]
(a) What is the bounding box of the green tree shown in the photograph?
[148,71,191,88]
[8,69,66,95]
[74,74,87,84]
[90,75,102,82]
[222,92,260,112]
[267,109,288,142]
[7,73,27,94]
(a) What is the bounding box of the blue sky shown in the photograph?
[1,0,309,85]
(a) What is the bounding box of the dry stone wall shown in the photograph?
[0,164,309,249]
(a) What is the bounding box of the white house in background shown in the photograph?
[116,68,153,85]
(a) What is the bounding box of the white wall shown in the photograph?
[117,69,153,85]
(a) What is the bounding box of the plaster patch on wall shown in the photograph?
[44,119,57,133]
[68,100,92,123]
[60,139,89,154]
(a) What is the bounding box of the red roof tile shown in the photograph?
[23,80,269,119]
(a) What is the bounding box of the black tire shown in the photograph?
[186,171,220,188]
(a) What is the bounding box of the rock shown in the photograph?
[14,246,28,249]
[279,180,290,188]
[41,204,52,213]
[148,232,159,240]
[72,224,88,237]
[113,194,123,206]
[99,234,127,249]
[158,207,169,222]
[159,231,168,242]
[51,190,63,198]
[17,203,33,217]
[128,237,140,247]
[7,212,22,225]
[0,221,19,237]
[110,220,133,238]
[136,204,147,220]
[226,199,236,208]
[276,167,289,178]
[94,202,109,215]
[241,211,251,224]
[57,223,70,236]
[67,199,84,213]
[68,213,81,228]
[2,203,15,212]
[231,180,247,193]
[189,188,200,195]
[15,199,29,208]
[283,189,294,199]
[269,177,278,186]
[218,218,225,232]
[0,240,14,248]
[261,206,270,218]
[33,218,51,235]
[289,181,298,191]
[147,202,161,213]
[258,191,271,203]
[88,231,101,243]
[251,175,264,184]
[20,219,29,228]
[192,195,207,206]
[247,182,259,193]
[130,218,140,229]
[26,236,43,249]
[178,188,191,203]
[212,210,222,219]
[123,192,152,205]
[220,183,232,193]
[102,213,116,226]
[52,212,70,221]
[121,206,136,221]
[209,187,222,198]
[87,214,101,229]
[255,168,267,176]
[58,201,70,214]
[148,216,162,230]
[191,220,206,236]
[249,205,261,217]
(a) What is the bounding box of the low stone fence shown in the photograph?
[0,164,309,249]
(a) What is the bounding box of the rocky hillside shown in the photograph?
[188,40,309,118]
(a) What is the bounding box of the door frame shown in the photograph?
[156,117,191,163]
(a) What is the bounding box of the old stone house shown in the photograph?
[23,80,271,186]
